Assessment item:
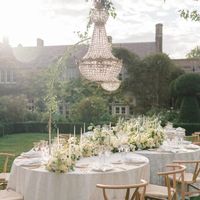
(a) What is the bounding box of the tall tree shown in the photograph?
[186,46,200,58]
[117,49,184,112]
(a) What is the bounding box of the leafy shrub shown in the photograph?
[70,96,111,124]
[172,73,200,124]
[146,107,179,126]
[175,73,200,96]
[173,123,200,135]
[179,96,200,123]
[2,122,102,135]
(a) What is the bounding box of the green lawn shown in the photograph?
[0,133,51,172]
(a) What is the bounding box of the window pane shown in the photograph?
[121,107,126,114]
[1,70,5,82]
[115,107,120,114]
[7,70,11,82]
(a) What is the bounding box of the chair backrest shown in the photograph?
[59,134,71,140]
[184,135,199,143]
[173,160,200,183]
[96,180,148,200]
[0,153,15,173]
[157,164,186,200]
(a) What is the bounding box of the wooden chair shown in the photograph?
[96,179,148,200]
[184,135,199,143]
[59,134,71,140]
[0,189,23,200]
[172,160,200,197]
[144,164,186,200]
[0,153,15,189]
[193,132,200,141]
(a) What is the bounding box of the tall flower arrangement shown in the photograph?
[45,116,165,173]
[46,137,81,173]
[120,116,165,150]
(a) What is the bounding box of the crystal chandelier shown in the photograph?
[101,78,121,92]
[79,0,122,83]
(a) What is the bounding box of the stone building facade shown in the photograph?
[0,23,199,117]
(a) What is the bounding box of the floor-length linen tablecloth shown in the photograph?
[136,148,200,184]
[8,153,150,200]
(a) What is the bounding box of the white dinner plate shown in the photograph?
[92,164,113,172]
[124,157,146,164]
[185,144,199,150]
[111,160,123,164]
[75,163,89,168]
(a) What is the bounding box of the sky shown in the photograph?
[0,0,200,58]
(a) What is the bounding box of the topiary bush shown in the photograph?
[179,96,200,123]
[173,73,200,135]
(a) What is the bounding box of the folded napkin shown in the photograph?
[184,144,199,150]
[124,157,146,164]
[21,150,42,158]
[17,158,42,167]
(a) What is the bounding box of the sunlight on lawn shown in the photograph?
[0,133,52,172]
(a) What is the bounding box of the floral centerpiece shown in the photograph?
[81,126,114,157]
[117,116,165,150]
[45,116,165,173]
[46,137,81,173]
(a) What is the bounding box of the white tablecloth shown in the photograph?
[136,147,200,184]
[8,153,150,200]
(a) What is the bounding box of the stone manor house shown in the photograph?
[0,24,200,117]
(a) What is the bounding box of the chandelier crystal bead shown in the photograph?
[101,78,121,92]
[79,1,122,83]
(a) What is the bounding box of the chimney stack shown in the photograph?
[107,36,112,44]
[3,36,9,45]
[155,23,163,53]
[37,38,44,47]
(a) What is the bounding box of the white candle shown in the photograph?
[80,128,83,151]
[109,122,111,129]
[73,126,76,138]
[69,143,71,160]
[83,123,86,133]
[57,128,60,146]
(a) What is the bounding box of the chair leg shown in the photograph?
[0,180,7,190]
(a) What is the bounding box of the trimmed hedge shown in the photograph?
[179,96,200,123]
[173,122,200,136]
[0,122,97,135]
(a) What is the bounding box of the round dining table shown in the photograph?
[136,143,200,184]
[7,152,150,200]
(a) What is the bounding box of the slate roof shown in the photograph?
[173,58,200,73]
[11,41,157,69]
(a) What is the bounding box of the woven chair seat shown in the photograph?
[169,173,200,184]
[0,190,23,200]
[145,184,175,199]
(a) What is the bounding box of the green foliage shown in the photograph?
[112,48,141,73]
[146,107,179,126]
[117,50,182,112]
[62,77,126,122]
[70,96,111,123]
[164,0,200,22]
[0,122,92,135]
[174,73,200,96]
[186,46,200,58]
[179,96,200,123]
[80,0,116,40]
[23,111,42,122]
[0,95,28,123]
[179,9,200,21]
[63,78,104,104]
[172,73,200,127]
[173,123,200,136]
